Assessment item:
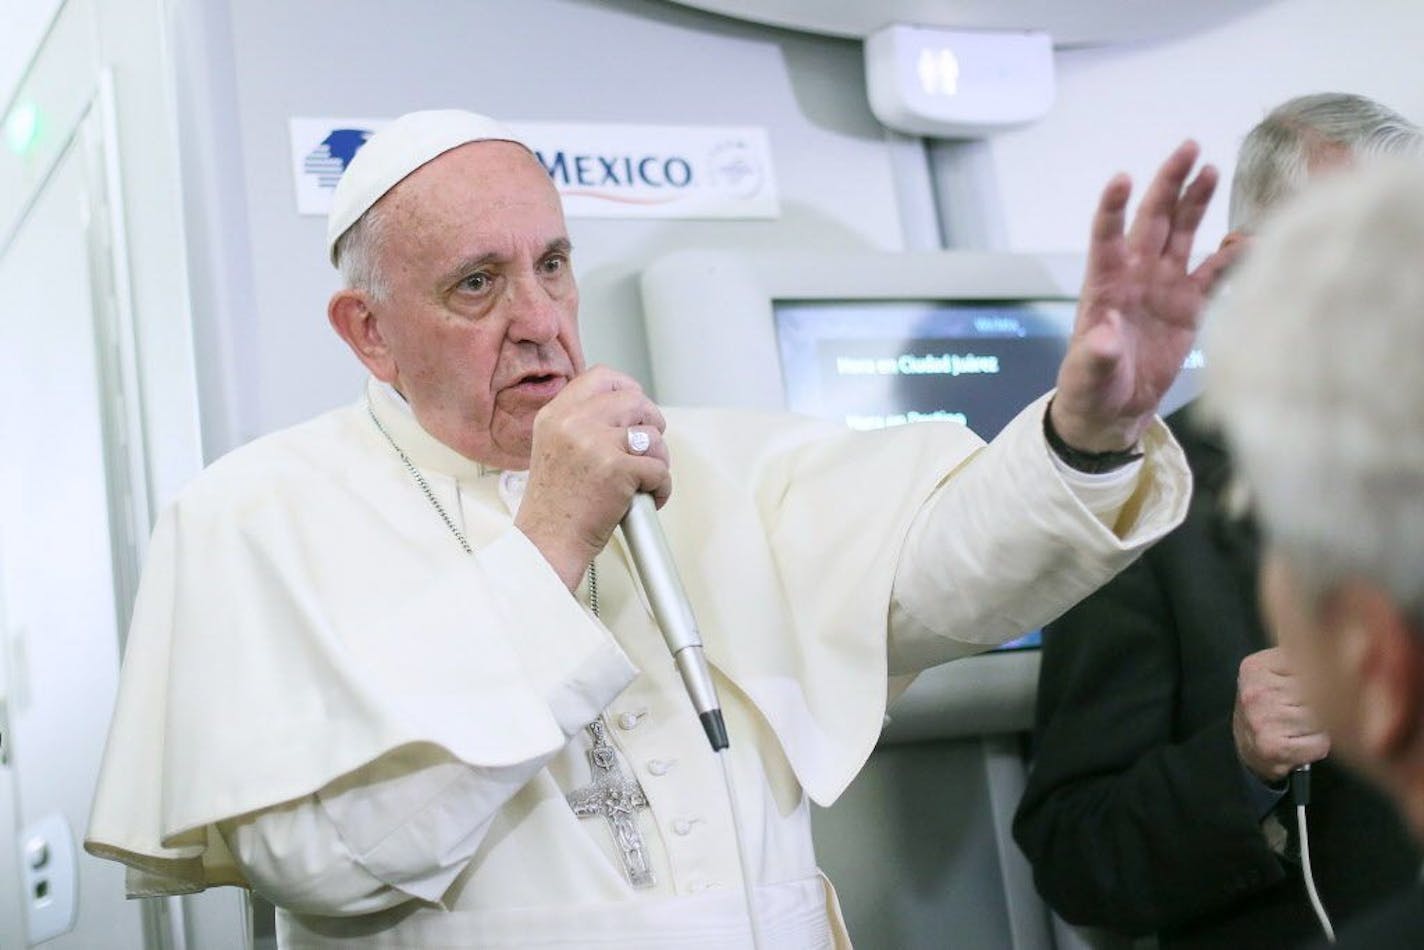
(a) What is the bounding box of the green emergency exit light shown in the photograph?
[4,101,41,156]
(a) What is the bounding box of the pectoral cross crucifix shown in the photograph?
[567,718,656,889]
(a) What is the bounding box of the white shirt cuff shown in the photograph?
[1049,451,1145,530]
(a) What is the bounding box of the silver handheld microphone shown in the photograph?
[619,493,729,751]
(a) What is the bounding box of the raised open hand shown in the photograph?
[1050,141,1242,452]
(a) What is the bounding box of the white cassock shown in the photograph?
[86,379,1189,948]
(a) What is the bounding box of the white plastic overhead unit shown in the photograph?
[864,25,1054,137]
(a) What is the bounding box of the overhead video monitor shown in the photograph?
[775,298,1077,440]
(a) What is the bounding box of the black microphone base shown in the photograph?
[700,709,729,751]
[1290,765,1312,806]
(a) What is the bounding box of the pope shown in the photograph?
[86,110,1233,947]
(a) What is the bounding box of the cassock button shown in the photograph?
[647,759,674,776]
[673,819,693,836]
[617,711,646,731]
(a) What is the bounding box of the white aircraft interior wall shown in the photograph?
[185,0,1424,451]
[0,0,241,946]
[981,0,1424,255]
[0,0,64,107]
[183,0,916,456]
[0,127,144,950]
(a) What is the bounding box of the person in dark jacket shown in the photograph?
[1013,93,1424,949]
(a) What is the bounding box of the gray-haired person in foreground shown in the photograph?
[1203,155,1424,949]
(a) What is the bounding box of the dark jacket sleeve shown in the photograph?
[1011,550,1285,935]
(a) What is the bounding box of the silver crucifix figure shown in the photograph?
[567,718,656,888]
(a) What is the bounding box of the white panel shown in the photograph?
[0,0,64,106]
[0,140,143,950]
[19,813,78,942]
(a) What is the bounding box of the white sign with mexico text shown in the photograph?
[289,118,780,220]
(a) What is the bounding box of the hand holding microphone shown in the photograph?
[516,366,671,590]
[517,368,727,750]
[1233,646,1330,782]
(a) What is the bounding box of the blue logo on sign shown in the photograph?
[304,129,373,189]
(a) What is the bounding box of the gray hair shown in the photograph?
[333,203,392,302]
[1228,93,1422,232]
[1202,158,1424,622]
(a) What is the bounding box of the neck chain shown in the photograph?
[366,401,599,610]
[367,399,653,888]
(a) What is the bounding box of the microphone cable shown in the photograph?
[719,751,767,950]
[620,495,765,950]
[1291,765,1335,943]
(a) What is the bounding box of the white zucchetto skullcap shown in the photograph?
[325,109,526,266]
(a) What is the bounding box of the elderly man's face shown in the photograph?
[1261,548,1424,810]
[371,140,582,468]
